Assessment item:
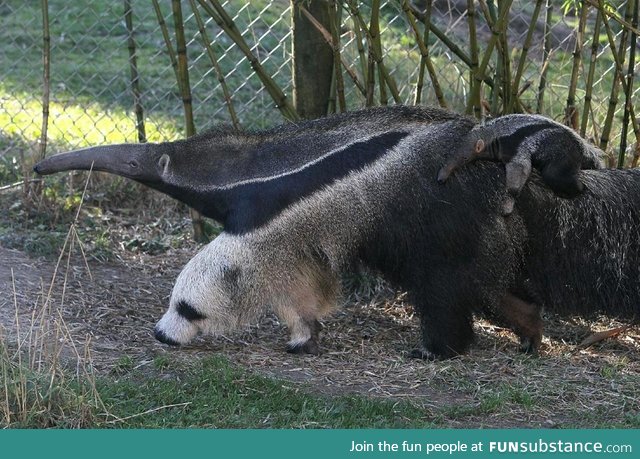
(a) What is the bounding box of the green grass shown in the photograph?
[1,353,440,429]
[102,355,440,428]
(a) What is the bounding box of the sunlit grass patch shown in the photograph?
[0,89,182,153]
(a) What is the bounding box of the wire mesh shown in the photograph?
[0,0,637,167]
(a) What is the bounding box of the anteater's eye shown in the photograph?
[129,160,139,168]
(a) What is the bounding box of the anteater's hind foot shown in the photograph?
[498,293,543,355]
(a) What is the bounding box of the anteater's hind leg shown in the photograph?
[496,293,543,354]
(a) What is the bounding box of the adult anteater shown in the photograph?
[154,117,639,359]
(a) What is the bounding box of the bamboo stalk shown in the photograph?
[599,0,631,155]
[466,0,514,114]
[511,0,543,113]
[370,0,388,105]
[619,0,638,167]
[491,45,502,115]
[408,2,499,93]
[413,0,432,105]
[408,2,473,67]
[124,0,146,143]
[484,0,498,23]
[152,0,179,80]
[172,0,206,242]
[172,0,195,147]
[345,0,401,103]
[596,0,640,144]
[581,10,602,137]
[466,0,481,116]
[328,59,337,114]
[536,0,553,113]
[188,0,240,129]
[197,0,299,120]
[584,0,640,34]
[329,0,346,111]
[39,0,50,161]
[565,1,589,129]
[499,0,512,113]
[482,0,498,113]
[403,0,446,107]
[488,0,506,114]
[344,1,375,105]
[349,3,368,88]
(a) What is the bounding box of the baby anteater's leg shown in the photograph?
[497,293,543,354]
[503,157,532,215]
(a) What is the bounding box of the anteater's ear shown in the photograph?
[475,139,485,154]
[158,154,170,175]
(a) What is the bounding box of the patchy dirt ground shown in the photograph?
[1,236,638,428]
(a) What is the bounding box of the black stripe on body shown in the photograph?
[484,123,555,160]
[176,300,206,321]
[221,131,410,234]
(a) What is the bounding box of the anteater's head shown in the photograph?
[154,234,258,346]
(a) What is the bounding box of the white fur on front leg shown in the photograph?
[288,317,313,346]
[285,315,320,355]
[272,299,321,355]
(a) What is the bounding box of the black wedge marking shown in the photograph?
[223,131,409,234]
[484,123,553,159]
[176,300,207,321]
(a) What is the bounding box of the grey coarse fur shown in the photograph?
[438,114,605,215]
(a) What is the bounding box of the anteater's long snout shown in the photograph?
[32,143,154,180]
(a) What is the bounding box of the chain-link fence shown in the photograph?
[0,0,638,173]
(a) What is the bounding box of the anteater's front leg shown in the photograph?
[407,272,476,360]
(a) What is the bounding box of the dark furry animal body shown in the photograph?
[519,169,640,316]
[155,115,640,358]
[33,106,460,233]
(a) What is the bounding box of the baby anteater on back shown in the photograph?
[437,114,604,214]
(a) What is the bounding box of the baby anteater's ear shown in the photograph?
[474,139,485,154]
